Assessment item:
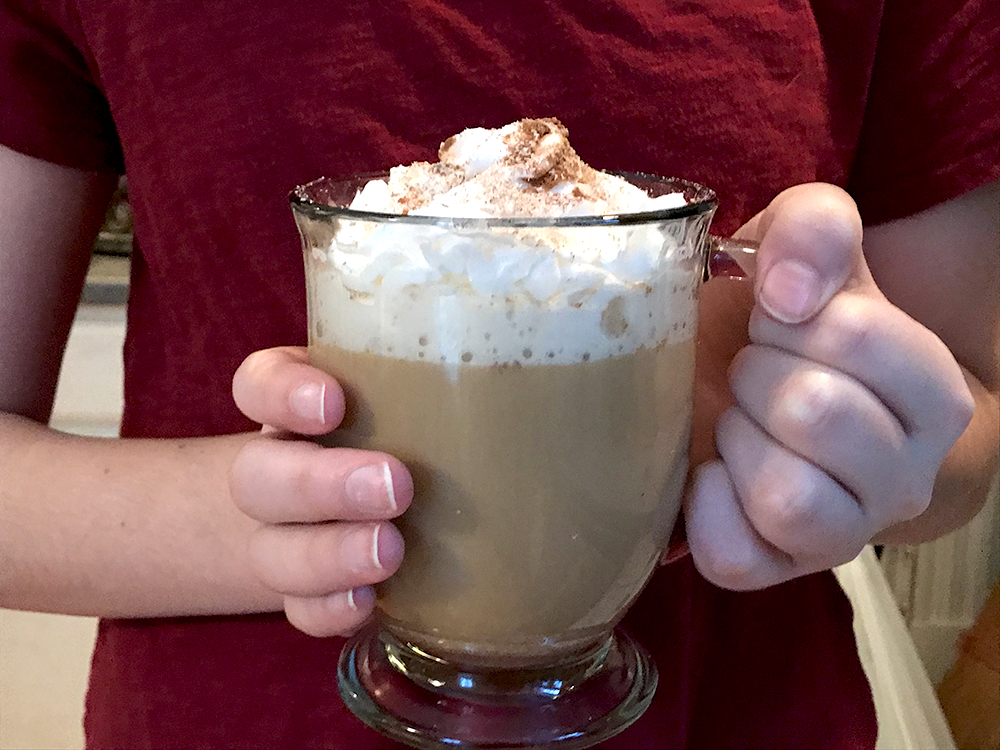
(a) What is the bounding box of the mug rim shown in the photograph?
[289,171,718,228]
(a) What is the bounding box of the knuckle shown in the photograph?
[819,538,867,571]
[229,439,271,512]
[818,301,877,362]
[893,483,932,522]
[776,370,839,436]
[249,525,342,596]
[874,469,932,525]
[749,470,820,546]
[941,383,975,440]
[304,526,341,583]
[844,538,867,563]
[238,348,275,380]
[695,543,760,591]
[291,453,323,510]
[771,184,859,241]
[899,495,930,522]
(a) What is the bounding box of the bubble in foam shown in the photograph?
[307,255,699,366]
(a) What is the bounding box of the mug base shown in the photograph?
[337,624,657,749]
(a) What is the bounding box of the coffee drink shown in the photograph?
[295,119,709,669]
[313,337,693,667]
[293,118,720,746]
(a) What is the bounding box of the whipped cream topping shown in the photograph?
[349,118,687,218]
[306,119,700,367]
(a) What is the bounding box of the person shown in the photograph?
[0,1,996,747]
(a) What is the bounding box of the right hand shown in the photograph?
[230,346,413,637]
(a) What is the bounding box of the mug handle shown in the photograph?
[705,235,759,280]
[661,235,761,568]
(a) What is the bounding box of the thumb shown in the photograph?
[742,183,869,325]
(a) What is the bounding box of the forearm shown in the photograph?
[875,372,1000,545]
[0,414,281,617]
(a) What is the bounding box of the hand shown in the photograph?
[685,184,975,590]
[230,347,413,635]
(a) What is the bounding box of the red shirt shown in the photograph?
[2,1,997,747]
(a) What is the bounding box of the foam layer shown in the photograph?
[307,260,697,368]
[306,119,701,367]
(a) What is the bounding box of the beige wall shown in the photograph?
[0,612,97,750]
[0,304,123,750]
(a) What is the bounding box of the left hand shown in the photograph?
[685,183,975,590]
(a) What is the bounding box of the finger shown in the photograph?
[684,461,797,590]
[728,344,918,520]
[231,440,413,523]
[743,184,868,324]
[715,407,871,562]
[749,293,975,444]
[248,521,404,597]
[283,586,376,638]
[233,346,345,435]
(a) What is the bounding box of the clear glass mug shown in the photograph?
[290,173,755,749]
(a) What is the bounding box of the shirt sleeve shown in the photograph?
[848,0,1000,225]
[0,0,123,172]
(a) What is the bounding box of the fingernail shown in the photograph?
[344,524,388,573]
[289,382,326,424]
[340,586,374,615]
[371,524,384,569]
[345,462,397,513]
[760,260,822,324]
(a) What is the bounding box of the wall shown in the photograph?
[0,304,124,750]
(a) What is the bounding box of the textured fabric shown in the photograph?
[2,0,998,747]
[847,0,1000,224]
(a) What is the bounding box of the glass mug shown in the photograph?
[290,173,755,749]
